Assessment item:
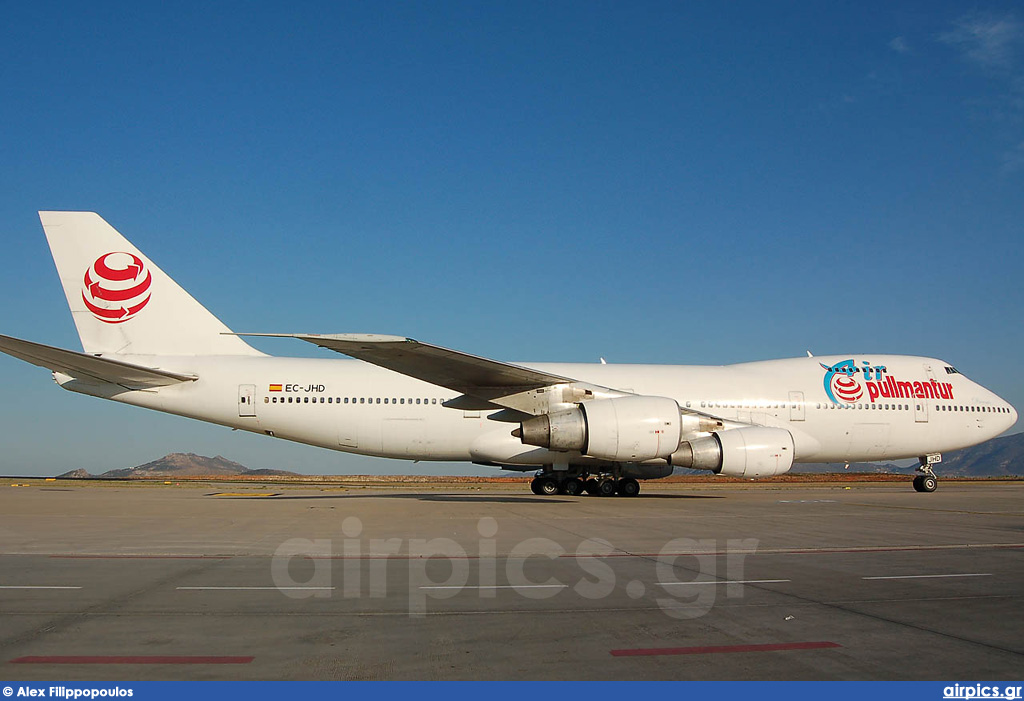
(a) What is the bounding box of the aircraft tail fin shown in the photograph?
[39,211,262,356]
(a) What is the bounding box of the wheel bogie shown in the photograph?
[536,477,559,496]
[530,469,642,497]
[617,477,640,497]
[561,477,583,496]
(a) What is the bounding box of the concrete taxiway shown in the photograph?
[0,479,1022,680]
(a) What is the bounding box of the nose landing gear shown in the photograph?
[913,454,941,493]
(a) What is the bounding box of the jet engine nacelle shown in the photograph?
[670,426,794,478]
[517,396,683,462]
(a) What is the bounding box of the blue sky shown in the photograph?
[0,2,1021,476]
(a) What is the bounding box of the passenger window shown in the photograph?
[432,399,437,405]
[384,398,389,404]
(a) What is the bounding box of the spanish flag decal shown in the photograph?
[269,384,283,392]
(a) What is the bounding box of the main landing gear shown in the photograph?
[912,454,941,493]
[529,471,641,497]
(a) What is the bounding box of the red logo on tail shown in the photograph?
[81,252,152,324]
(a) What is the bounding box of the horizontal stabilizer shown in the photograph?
[0,333,197,389]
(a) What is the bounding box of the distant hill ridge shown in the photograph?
[57,433,1023,479]
[58,452,298,479]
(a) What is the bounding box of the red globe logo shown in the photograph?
[81,252,152,324]
[830,373,863,402]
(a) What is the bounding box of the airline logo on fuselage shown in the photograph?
[821,359,955,404]
[81,252,152,324]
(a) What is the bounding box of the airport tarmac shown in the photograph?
[0,479,1022,680]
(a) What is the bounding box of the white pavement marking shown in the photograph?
[658,579,791,586]
[861,573,992,580]
[419,584,568,590]
[176,586,335,591]
[0,585,82,589]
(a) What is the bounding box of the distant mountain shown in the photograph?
[788,432,1024,477]
[57,453,300,479]
[929,432,1024,477]
[56,468,92,479]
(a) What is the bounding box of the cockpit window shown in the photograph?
[944,366,960,374]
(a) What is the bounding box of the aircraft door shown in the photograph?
[238,384,257,417]
[788,391,805,421]
[915,365,931,423]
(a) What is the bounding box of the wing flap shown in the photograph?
[0,333,197,389]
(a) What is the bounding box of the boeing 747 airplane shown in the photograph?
[0,212,1016,495]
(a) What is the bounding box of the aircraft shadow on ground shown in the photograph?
[206,492,724,503]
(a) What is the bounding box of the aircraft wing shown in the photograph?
[241,333,570,391]
[236,333,589,414]
[0,334,198,389]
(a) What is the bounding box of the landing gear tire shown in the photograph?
[561,477,583,496]
[530,478,543,495]
[913,475,937,493]
[914,454,940,494]
[617,478,640,497]
[584,478,599,496]
[597,479,616,497]
[537,477,559,496]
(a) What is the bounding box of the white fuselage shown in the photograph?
[58,353,1018,469]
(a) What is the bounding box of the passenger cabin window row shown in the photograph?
[259,394,1012,416]
[936,405,1009,413]
[265,396,442,405]
[686,400,1012,414]
[816,403,908,410]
